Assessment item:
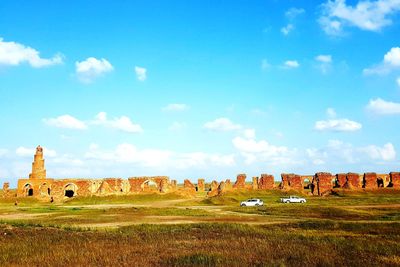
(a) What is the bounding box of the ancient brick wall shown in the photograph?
[363,173,377,189]
[314,172,333,196]
[280,174,290,189]
[184,179,196,192]
[289,174,303,191]
[252,177,259,190]
[336,173,347,188]
[2,183,10,198]
[390,172,400,188]
[197,179,205,192]
[258,174,274,190]
[346,173,361,188]
[233,174,246,189]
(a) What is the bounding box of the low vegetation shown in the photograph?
[0,189,399,266]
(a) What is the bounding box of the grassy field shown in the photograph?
[0,189,399,266]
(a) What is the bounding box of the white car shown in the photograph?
[280,196,306,203]
[240,198,264,207]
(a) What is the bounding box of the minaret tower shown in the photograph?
[29,145,46,180]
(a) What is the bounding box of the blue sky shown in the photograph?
[1,0,400,186]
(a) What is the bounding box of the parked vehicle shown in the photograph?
[280,196,306,203]
[240,198,264,207]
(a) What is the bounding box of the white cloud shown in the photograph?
[364,47,400,75]
[261,59,270,70]
[162,103,189,112]
[281,7,305,36]
[315,119,362,132]
[285,7,305,20]
[326,108,337,118]
[0,149,8,157]
[0,38,63,68]
[75,57,113,83]
[93,112,143,133]
[366,98,400,115]
[307,139,397,164]
[16,146,57,157]
[43,115,88,130]
[243,129,256,139]
[319,0,400,36]
[397,77,400,87]
[284,60,300,68]
[232,133,295,165]
[360,143,396,161]
[85,143,234,169]
[281,24,294,35]
[316,55,332,63]
[204,118,242,131]
[168,122,186,131]
[134,66,147,81]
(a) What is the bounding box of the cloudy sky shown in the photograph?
[1,0,400,186]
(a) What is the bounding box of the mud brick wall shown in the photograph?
[336,173,347,188]
[224,179,232,190]
[252,177,259,190]
[315,172,333,196]
[258,174,274,190]
[197,179,205,192]
[390,172,400,188]
[280,174,290,189]
[289,174,303,191]
[346,173,361,188]
[233,174,246,189]
[363,173,377,189]
[184,179,196,192]
[2,182,10,197]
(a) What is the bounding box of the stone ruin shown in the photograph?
[2,182,10,198]
[2,145,399,201]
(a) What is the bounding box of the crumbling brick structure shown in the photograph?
[289,174,303,191]
[280,173,291,189]
[336,173,347,188]
[345,172,361,189]
[258,174,274,190]
[224,179,232,191]
[390,172,400,188]
[2,182,10,197]
[184,179,196,193]
[233,174,246,189]
[197,179,205,192]
[363,172,378,189]
[313,172,333,196]
[252,177,259,190]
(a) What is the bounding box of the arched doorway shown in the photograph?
[64,183,77,198]
[377,177,384,188]
[39,183,51,196]
[141,180,158,192]
[24,184,33,196]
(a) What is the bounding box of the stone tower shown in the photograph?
[29,145,46,180]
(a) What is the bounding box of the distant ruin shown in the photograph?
[2,146,399,200]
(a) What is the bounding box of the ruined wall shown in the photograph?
[252,177,259,190]
[363,173,378,189]
[258,174,274,190]
[197,179,205,192]
[345,173,361,189]
[390,172,400,188]
[233,174,246,189]
[314,172,333,196]
[224,179,232,191]
[289,174,303,191]
[336,173,347,188]
[2,182,10,198]
[280,174,290,189]
[184,179,196,192]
